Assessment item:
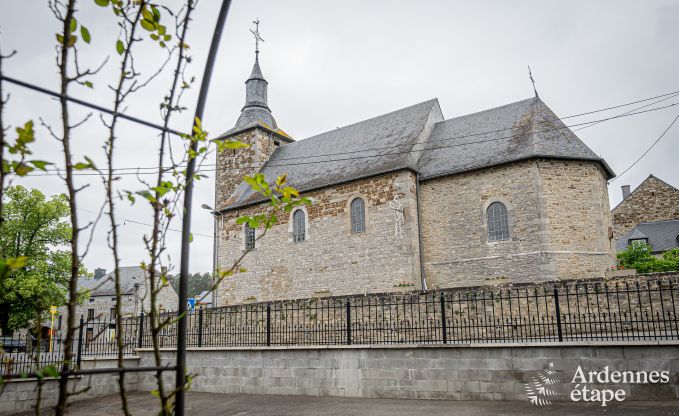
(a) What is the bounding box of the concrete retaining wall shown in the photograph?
[0,356,139,415]
[137,343,679,402]
[2,343,677,414]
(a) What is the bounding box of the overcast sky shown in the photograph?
[1,0,678,275]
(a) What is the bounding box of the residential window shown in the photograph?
[487,202,509,242]
[244,223,256,251]
[629,238,648,246]
[110,308,116,321]
[350,198,366,234]
[57,315,62,330]
[89,298,94,303]
[292,210,306,243]
[87,308,95,321]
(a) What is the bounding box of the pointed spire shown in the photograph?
[234,20,277,130]
[248,53,264,81]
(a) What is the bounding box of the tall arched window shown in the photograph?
[244,223,256,250]
[487,202,509,242]
[350,198,366,234]
[292,209,306,243]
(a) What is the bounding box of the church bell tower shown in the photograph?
[214,20,293,208]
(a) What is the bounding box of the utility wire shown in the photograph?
[78,208,213,238]
[23,101,679,177]
[33,91,679,174]
[610,111,679,182]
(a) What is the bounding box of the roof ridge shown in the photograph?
[287,98,439,147]
[435,97,537,125]
[612,174,679,212]
[637,219,679,225]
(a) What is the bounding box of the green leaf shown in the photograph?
[73,162,89,170]
[69,18,77,33]
[158,25,166,36]
[151,5,161,22]
[94,0,110,6]
[84,156,98,171]
[84,80,93,88]
[135,190,157,203]
[13,163,32,176]
[140,19,156,32]
[80,26,91,43]
[116,40,124,55]
[141,7,153,21]
[29,160,51,171]
[189,233,194,243]
[6,256,28,270]
[243,176,262,192]
[43,365,59,378]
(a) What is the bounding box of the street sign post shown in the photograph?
[49,306,57,353]
[187,298,196,312]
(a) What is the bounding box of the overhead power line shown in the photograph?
[23,100,679,177]
[32,89,679,175]
[77,208,213,238]
[610,111,679,182]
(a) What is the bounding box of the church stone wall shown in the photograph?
[537,159,616,279]
[419,159,614,289]
[216,171,421,305]
[214,128,281,208]
[611,175,679,239]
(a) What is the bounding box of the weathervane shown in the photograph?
[250,19,264,54]
[528,65,539,98]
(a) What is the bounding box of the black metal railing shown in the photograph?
[1,315,139,376]
[135,278,679,348]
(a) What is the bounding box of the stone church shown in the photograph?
[213,51,616,306]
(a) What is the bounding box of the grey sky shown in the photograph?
[1,0,678,275]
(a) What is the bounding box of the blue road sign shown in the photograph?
[187,298,196,311]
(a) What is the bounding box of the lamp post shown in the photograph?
[201,203,223,308]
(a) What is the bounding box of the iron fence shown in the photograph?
[136,278,679,348]
[1,316,138,376]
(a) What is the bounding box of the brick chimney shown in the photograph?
[621,185,631,199]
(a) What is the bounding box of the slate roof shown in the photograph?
[418,97,614,180]
[77,266,154,297]
[220,97,613,211]
[223,99,444,208]
[616,220,679,253]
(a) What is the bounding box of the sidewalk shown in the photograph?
[20,392,679,415]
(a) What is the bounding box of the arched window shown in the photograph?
[487,202,509,242]
[292,209,306,243]
[350,198,366,234]
[244,223,256,250]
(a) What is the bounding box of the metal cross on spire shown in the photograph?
[528,65,539,98]
[250,19,264,54]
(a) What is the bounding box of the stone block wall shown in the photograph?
[216,170,421,305]
[419,159,615,289]
[215,127,283,207]
[537,159,616,278]
[612,175,679,239]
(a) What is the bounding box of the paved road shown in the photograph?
[23,393,679,415]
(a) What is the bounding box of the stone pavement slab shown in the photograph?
[18,392,679,416]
